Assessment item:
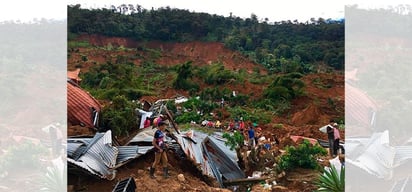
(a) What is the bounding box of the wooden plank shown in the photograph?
[163,105,180,134]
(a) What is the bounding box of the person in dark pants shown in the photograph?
[247,124,255,148]
[149,121,170,179]
[327,121,336,157]
[333,123,341,156]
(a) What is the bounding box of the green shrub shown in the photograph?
[228,106,250,120]
[100,95,138,136]
[253,98,291,116]
[222,131,245,150]
[175,111,202,124]
[264,73,305,102]
[198,62,237,85]
[229,93,249,106]
[0,141,47,173]
[181,97,218,114]
[278,140,327,171]
[173,61,195,90]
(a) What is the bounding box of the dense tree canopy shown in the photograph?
[68,4,344,71]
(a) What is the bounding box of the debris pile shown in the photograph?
[67,130,152,180]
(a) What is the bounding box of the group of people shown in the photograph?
[143,115,165,129]
[327,120,341,157]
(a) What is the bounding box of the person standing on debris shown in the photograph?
[333,123,341,156]
[247,124,256,148]
[144,117,151,128]
[150,121,170,179]
[326,121,336,157]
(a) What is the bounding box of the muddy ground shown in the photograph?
[68,35,344,191]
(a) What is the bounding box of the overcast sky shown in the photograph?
[0,0,411,22]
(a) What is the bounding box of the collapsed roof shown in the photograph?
[345,130,412,180]
[67,80,101,128]
[67,130,152,180]
[129,128,245,187]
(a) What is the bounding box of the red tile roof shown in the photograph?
[67,80,101,128]
[68,68,82,84]
[346,82,378,128]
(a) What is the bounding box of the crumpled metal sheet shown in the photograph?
[394,146,412,167]
[128,128,158,144]
[68,130,148,180]
[203,136,245,186]
[346,130,396,180]
[175,131,214,177]
[174,130,244,187]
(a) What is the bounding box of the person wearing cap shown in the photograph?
[149,121,170,179]
[326,120,336,157]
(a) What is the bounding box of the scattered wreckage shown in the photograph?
[67,130,153,180]
[345,130,412,191]
[68,97,246,188]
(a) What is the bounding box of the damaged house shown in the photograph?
[67,69,101,129]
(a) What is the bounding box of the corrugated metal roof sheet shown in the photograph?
[390,177,412,192]
[67,80,101,128]
[116,146,139,165]
[128,128,158,144]
[68,158,103,178]
[128,127,244,186]
[347,131,395,179]
[203,137,245,186]
[394,146,412,167]
[173,130,244,187]
[68,130,146,180]
[174,130,214,177]
[67,142,83,157]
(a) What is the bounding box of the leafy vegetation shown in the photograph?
[175,111,202,124]
[278,140,327,171]
[315,165,344,192]
[222,131,245,150]
[99,95,139,136]
[0,141,47,173]
[68,4,344,73]
[173,61,199,91]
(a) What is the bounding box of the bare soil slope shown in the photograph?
[68,35,344,191]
